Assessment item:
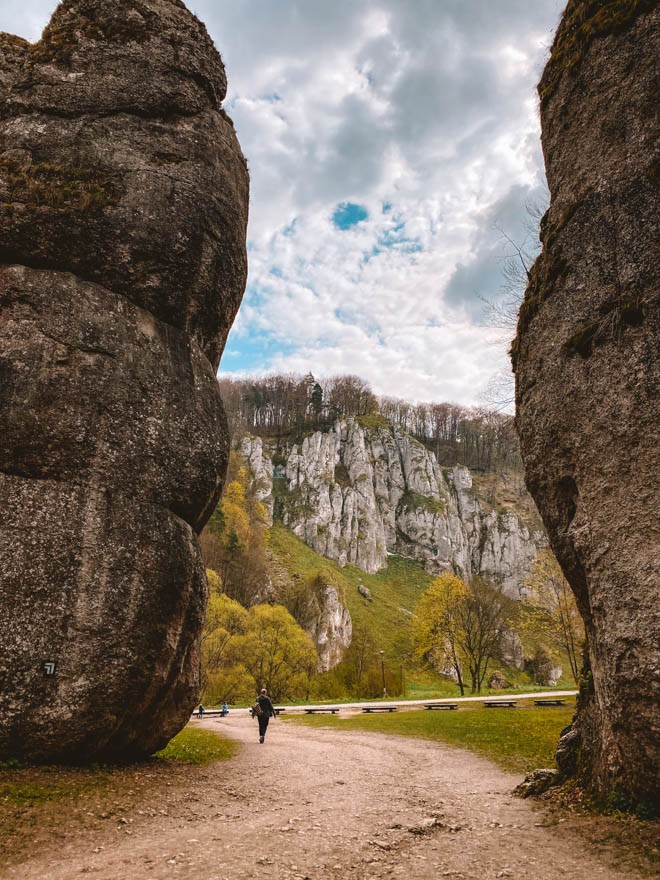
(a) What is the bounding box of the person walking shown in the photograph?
[254,688,277,743]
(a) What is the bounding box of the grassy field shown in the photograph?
[269,522,433,665]
[286,701,575,774]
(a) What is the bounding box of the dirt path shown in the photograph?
[3,715,649,880]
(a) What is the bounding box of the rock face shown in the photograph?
[513,1,658,806]
[242,420,545,597]
[0,1,248,761]
[298,577,353,673]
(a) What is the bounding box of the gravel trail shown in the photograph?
[6,714,644,880]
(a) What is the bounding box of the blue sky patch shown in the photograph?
[332,202,368,230]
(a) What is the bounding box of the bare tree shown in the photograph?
[456,577,517,693]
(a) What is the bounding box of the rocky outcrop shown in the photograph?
[513,0,659,807]
[0,1,248,762]
[302,579,353,672]
[240,435,275,525]
[242,421,545,596]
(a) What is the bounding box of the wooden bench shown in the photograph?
[194,709,225,717]
[484,700,517,708]
[533,699,567,707]
[274,707,286,715]
[424,702,458,710]
[304,707,340,714]
[362,706,398,713]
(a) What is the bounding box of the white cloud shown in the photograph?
[2,0,566,406]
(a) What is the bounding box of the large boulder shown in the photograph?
[0,0,248,761]
[513,0,659,808]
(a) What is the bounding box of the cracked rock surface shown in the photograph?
[0,0,248,761]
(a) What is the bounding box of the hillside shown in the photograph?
[198,388,582,702]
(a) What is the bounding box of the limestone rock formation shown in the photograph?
[0,0,248,761]
[241,420,546,596]
[513,0,658,807]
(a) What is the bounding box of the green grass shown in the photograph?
[0,767,113,806]
[268,523,579,697]
[154,727,238,765]
[269,522,432,665]
[0,728,236,808]
[286,701,575,774]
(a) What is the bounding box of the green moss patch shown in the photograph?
[539,0,655,109]
[0,157,122,212]
[0,33,29,51]
[399,490,446,517]
[31,2,156,66]
[356,413,391,432]
[564,298,645,359]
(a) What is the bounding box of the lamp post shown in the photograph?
[380,650,386,697]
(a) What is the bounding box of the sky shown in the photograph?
[2,0,566,407]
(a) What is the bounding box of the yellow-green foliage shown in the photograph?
[356,412,391,431]
[200,452,270,606]
[521,550,584,684]
[201,587,317,705]
[413,572,467,668]
[269,522,433,666]
[539,0,655,108]
[0,157,122,212]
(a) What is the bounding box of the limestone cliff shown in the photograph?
[513,0,659,807]
[241,419,545,597]
[0,0,248,761]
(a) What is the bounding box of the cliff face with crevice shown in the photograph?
[241,420,546,598]
[0,0,248,762]
[513,0,659,807]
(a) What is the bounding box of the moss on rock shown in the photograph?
[539,0,656,108]
[0,156,122,212]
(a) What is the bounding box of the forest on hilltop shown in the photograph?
[219,372,521,473]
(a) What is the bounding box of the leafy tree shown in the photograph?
[414,574,516,694]
[413,573,468,695]
[457,577,517,693]
[235,604,318,702]
[523,549,584,684]
[201,589,249,701]
[201,591,318,703]
[199,453,270,607]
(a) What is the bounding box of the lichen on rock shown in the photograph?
[0,0,248,762]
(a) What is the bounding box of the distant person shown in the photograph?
[221,702,229,716]
[198,704,205,719]
[253,688,277,743]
